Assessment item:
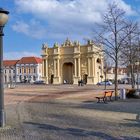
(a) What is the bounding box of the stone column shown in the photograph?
[92,57,95,77]
[43,59,48,84]
[46,60,48,77]
[53,58,60,84]
[94,58,96,76]
[87,57,94,84]
[73,58,79,84]
[74,58,77,77]
[57,59,60,77]
[53,59,56,77]
[88,58,91,77]
[78,58,81,77]
[42,60,44,77]
[101,58,103,78]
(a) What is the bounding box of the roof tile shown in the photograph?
[17,56,42,64]
[3,60,19,67]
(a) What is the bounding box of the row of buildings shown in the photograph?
[4,39,128,84]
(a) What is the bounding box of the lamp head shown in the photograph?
[0,8,9,26]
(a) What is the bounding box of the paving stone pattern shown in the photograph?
[0,84,140,140]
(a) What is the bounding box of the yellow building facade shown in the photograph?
[42,39,104,84]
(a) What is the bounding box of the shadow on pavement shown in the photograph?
[79,99,140,114]
[24,122,140,140]
[120,118,140,128]
[24,122,119,140]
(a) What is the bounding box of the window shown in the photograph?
[34,68,36,73]
[20,68,21,73]
[33,75,36,81]
[24,68,26,73]
[13,76,15,80]
[5,76,7,83]
[19,75,22,81]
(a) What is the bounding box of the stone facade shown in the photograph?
[42,39,104,84]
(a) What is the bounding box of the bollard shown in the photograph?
[120,88,126,100]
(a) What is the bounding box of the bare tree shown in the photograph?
[94,3,135,100]
[136,32,140,91]
[120,21,138,89]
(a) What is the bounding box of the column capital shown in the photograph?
[73,55,80,59]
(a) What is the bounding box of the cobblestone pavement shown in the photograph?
[1,84,140,140]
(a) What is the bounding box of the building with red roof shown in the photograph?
[3,56,43,83]
[17,57,42,65]
[3,60,19,67]
[3,60,19,83]
[16,56,42,83]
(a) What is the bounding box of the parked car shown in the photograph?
[33,80,46,85]
[97,81,113,86]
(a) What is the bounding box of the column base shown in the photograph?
[87,77,94,84]
[73,77,80,84]
[42,77,49,84]
[94,76,101,84]
[53,77,60,84]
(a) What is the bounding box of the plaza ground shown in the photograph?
[1,84,140,140]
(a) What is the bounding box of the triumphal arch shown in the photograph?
[41,38,104,84]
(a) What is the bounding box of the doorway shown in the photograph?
[51,74,54,84]
[63,63,73,84]
[83,74,88,84]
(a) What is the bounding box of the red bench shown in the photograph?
[96,91,114,103]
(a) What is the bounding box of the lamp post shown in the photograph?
[99,65,107,89]
[104,66,107,90]
[0,8,9,127]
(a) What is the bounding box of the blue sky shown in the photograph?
[1,0,140,60]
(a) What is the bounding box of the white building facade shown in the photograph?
[106,67,128,81]
[3,60,19,83]
[4,57,43,83]
[16,57,42,83]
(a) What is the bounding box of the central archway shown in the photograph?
[63,62,74,84]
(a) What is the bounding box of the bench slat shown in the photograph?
[96,91,113,103]
[105,91,112,97]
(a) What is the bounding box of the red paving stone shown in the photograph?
[4,84,116,105]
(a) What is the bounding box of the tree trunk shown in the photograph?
[130,64,135,89]
[114,59,118,100]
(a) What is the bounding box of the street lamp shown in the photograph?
[0,8,9,127]
[104,66,107,90]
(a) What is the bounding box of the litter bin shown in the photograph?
[120,88,126,99]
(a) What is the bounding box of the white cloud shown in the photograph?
[13,0,136,41]
[113,0,136,15]
[14,0,106,24]
[4,51,40,60]
[14,0,136,21]
[12,19,47,39]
